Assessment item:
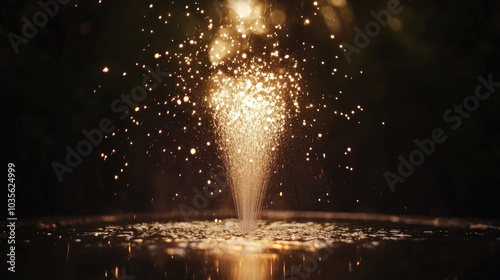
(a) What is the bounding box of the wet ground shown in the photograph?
[9,211,500,280]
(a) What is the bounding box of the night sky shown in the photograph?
[2,0,500,220]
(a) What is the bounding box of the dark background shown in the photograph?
[1,0,499,220]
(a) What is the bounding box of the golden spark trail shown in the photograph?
[208,60,301,232]
[206,0,302,232]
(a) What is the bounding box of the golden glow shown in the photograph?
[220,253,278,280]
[317,0,353,34]
[329,0,347,8]
[228,0,265,24]
[232,2,252,18]
[209,0,269,65]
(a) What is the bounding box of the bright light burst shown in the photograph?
[208,56,301,231]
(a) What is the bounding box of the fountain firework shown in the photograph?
[205,0,304,232]
[208,59,301,232]
[95,0,360,229]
